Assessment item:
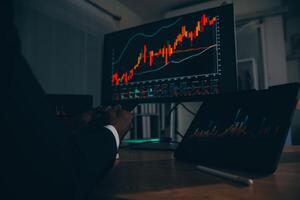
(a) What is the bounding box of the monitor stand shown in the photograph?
[121,102,184,151]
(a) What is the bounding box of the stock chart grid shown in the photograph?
[110,13,222,101]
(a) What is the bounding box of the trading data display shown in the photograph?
[102,4,236,103]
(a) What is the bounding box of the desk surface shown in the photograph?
[91,146,300,200]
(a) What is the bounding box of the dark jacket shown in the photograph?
[0,1,117,199]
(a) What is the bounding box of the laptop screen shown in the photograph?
[175,83,299,174]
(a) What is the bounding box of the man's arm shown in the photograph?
[73,106,133,198]
[0,1,132,199]
[74,126,118,198]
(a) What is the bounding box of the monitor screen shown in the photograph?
[102,4,237,105]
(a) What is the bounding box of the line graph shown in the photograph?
[113,17,182,65]
[111,14,219,86]
[102,4,238,102]
[135,44,217,76]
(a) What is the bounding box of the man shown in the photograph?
[0,1,133,199]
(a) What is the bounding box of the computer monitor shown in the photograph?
[102,4,237,105]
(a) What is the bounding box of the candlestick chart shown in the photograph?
[101,3,242,102]
[111,14,220,87]
[190,108,284,139]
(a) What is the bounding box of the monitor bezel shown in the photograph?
[101,3,237,105]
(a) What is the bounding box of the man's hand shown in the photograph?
[105,105,133,140]
[60,105,133,140]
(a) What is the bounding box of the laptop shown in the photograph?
[174,83,299,174]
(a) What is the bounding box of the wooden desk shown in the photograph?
[91,146,300,200]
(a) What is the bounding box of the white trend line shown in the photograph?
[135,44,217,76]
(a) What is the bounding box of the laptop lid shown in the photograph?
[174,83,299,174]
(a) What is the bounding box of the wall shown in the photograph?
[90,0,143,30]
[286,17,300,83]
[263,15,288,86]
[14,0,142,106]
[284,0,300,144]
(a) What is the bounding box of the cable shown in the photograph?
[167,103,180,118]
[127,103,194,145]
[175,130,184,139]
[164,103,180,128]
[179,103,197,116]
[165,103,195,139]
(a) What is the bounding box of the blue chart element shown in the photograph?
[113,17,182,65]
[101,4,238,103]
